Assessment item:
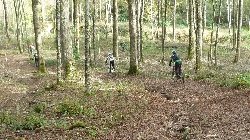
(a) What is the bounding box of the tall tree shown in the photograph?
[32,0,47,73]
[187,0,195,60]
[139,0,145,62]
[136,0,141,62]
[173,0,176,41]
[214,0,222,66]
[73,0,80,56]
[195,0,203,71]
[113,0,118,57]
[209,0,216,62]
[128,0,138,74]
[161,0,167,62]
[56,0,62,84]
[60,0,77,80]
[92,0,97,63]
[234,0,243,63]
[2,0,10,42]
[14,0,23,54]
[85,0,91,92]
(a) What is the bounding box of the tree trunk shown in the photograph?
[14,0,23,54]
[32,0,47,73]
[113,0,118,58]
[60,0,77,80]
[136,0,141,62]
[195,0,203,71]
[128,0,138,75]
[56,0,62,84]
[73,0,80,56]
[139,0,145,62]
[187,0,195,60]
[161,0,167,63]
[92,0,97,63]
[2,0,10,42]
[85,0,91,92]
[173,0,176,41]
[232,0,237,50]
[209,0,216,63]
[214,0,222,66]
[227,0,232,49]
[234,0,243,63]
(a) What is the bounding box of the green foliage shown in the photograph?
[33,103,46,113]
[183,127,191,140]
[56,100,83,116]
[67,121,88,130]
[232,73,250,89]
[22,114,46,130]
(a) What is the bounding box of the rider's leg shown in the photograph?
[175,63,179,77]
[111,60,115,71]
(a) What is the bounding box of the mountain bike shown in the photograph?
[172,65,184,84]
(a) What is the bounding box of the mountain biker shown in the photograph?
[105,53,115,73]
[120,41,126,51]
[169,50,182,78]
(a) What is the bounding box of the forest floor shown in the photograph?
[0,49,249,140]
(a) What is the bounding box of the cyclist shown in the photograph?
[105,53,115,73]
[169,50,182,79]
[120,41,126,51]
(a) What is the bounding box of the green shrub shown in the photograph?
[33,103,46,113]
[56,100,83,116]
[22,114,46,130]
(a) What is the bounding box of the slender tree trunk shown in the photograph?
[92,0,97,63]
[113,0,118,58]
[214,0,222,66]
[186,0,188,27]
[161,0,166,62]
[32,0,47,73]
[73,0,80,56]
[202,0,206,38]
[139,0,145,62]
[136,0,141,62]
[234,0,243,63]
[2,0,10,42]
[232,0,237,50]
[195,0,203,71]
[85,0,91,92]
[56,0,62,84]
[14,0,23,54]
[187,0,195,60]
[128,0,138,75]
[227,0,232,48]
[173,0,176,41]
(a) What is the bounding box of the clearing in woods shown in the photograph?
[0,50,249,139]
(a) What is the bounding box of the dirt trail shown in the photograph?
[0,52,249,139]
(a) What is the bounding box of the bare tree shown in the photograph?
[32,0,47,73]
[187,0,195,60]
[195,0,203,71]
[113,0,118,57]
[73,0,80,55]
[173,0,176,41]
[85,0,91,92]
[56,0,62,84]
[128,0,138,74]
[14,0,23,53]
[2,0,10,42]
[139,0,145,62]
[214,0,222,66]
[60,0,77,80]
[234,0,243,63]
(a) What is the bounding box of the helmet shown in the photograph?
[108,53,112,56]
[172,50,176,54]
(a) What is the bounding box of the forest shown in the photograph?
[0,0,249,139]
